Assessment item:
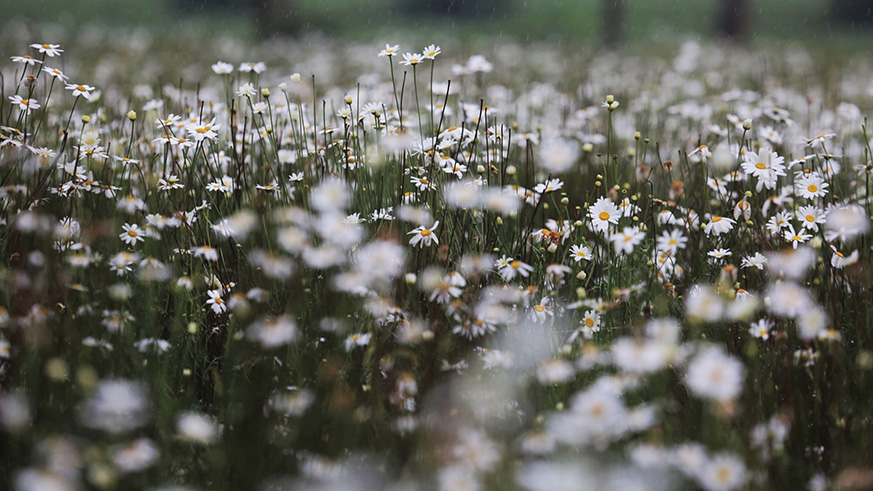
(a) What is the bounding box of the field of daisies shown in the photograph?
[0,23,872,490]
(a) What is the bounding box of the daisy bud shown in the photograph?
[547,243,558,253]
[606,95,614,104]
[278,82,287,91]
[576,271,586,280]
[742,118,752,130]
[764,296,772,307]
[77,366,98,389]
[595,181,601,187]
[45,358,68,382]
[187,322,197,334]
[634,131,641,140]
[582,143,593,152]
[576,287,587,298]
[405,273,417,285]
[496,217,503,225]
[290,73,301,82]
[506,165,517,176]
[477,165,486,173]
[561,197,569,205]
[811,237,823,249]
[596,174,603,180]
[127,110,137,121]
[261,88,270,97]
[183,368,191,377]
[574,220,583,227]
[556,402,564,411]
[81,115,90,124]
[644,138,650,143]
[744,191,752,197]
[344,95,353,104]
[422,330,434,341]
[647,260,654,266]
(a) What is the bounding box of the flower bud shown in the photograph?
[127,110,137,121]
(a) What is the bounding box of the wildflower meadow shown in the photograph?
[0,22,872,491]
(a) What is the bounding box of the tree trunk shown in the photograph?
[602,0,625,49]
[718,0,748,40]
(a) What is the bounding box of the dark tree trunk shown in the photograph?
[718,0,749,40]
[832,0,873,26]
[602,0,625,49]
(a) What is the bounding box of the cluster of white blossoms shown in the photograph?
[0,32,870,491]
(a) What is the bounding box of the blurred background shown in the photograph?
[5,0,873,51]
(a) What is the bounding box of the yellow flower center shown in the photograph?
[712,216,722,222]
[127,230,137,237]
[196,127,207,134]
[43,44,51,49]
[510,260,521,269]
[585,318,594,328]
[76,85,86,91]
[792,235,802,241]
[420,229,431,237]
[598,211,610,220]
[835,251,845,258]
[534,305,545,312]
[806,215,815,222]
[808,184,818,192]
[755,163,767,169]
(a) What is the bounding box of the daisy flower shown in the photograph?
[408,221,440,247]
[783,225,811,249]
[796,205,825,232]
[65,83,95,100]
[7,95,40,114]
[656,229,687,254]
[804,133,836,148]
[344,333,372,351]
[211,61,234,74]
[569,244,593,263]
[766,211,791,235]
[399,52,424,66]
[534,178,564,194]
[704,216,736,237]
[193,245,219,261]
[158,176,184,190]
[206,289,227,314]
[41,66,69,82]
[498,257,534,281]
[378,44,400,57]
[610,227,646,255]
[120,224,145,246]
[236,83,257,97]
[568,310,601,342]
[588,197,621,233]
[238,62,266,73]
[422,44,442,59]
[707,248,732,260]
[749,319,774,340]
[30,43,63,57]
[829,245,859,269]
[740,148,786,191]
[795,173,828,199]
[10,55,42,65]
[741,252,767,270]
